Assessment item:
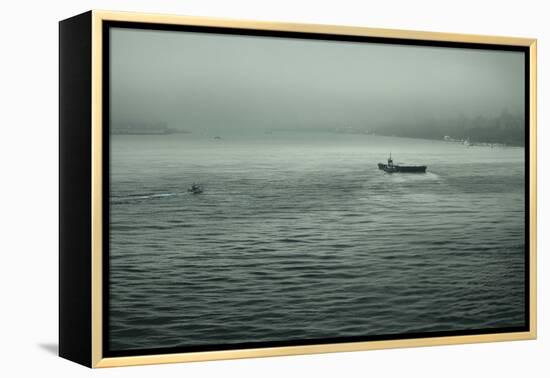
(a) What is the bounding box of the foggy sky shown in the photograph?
[110,27,525,132]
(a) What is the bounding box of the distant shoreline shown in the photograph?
[110,128,525,148]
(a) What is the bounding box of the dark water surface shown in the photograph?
[109,132,525,351]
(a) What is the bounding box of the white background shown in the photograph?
[1,0,547,376]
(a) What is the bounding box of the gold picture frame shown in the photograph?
[59,10,537,368]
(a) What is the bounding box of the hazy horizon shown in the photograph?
[109,27,525,133]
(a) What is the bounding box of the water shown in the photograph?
[108,131,525,352]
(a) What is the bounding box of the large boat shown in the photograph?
[378,154,427,173]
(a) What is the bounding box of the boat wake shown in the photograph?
[111,192,178,204]
[386,171,442,183]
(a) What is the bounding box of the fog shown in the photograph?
[110,27,525,133]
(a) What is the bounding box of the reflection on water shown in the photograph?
[109,132,525,351]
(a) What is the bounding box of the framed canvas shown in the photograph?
[59,10,537,368]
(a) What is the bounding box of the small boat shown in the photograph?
[188,183,203,194]
[378,154,427,173]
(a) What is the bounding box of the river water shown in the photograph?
[108,131,526,352]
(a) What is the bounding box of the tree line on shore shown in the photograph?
[375,111,525,146]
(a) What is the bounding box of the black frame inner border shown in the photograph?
[101,20,531,358]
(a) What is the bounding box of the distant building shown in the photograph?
[443,135,463,143]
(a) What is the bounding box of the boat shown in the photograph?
[188,183,204,194]
[378,154,427,173]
